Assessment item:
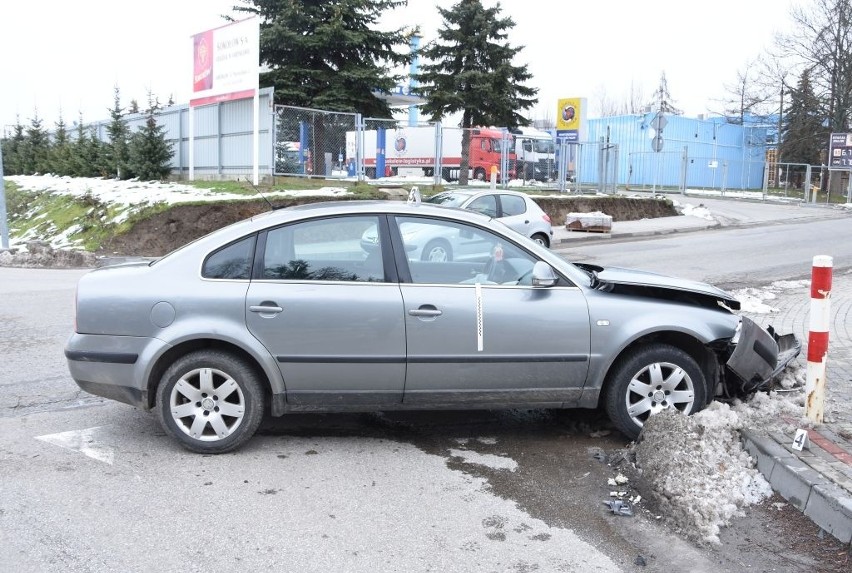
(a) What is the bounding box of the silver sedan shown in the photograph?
[65,200,799,453]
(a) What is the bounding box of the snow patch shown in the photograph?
[449,449,518,472]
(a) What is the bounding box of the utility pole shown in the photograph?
[777,85,784,164]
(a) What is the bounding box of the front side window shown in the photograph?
[396,216,537,286]
[467,195,498,218]
[202,236,255,280]
[261,216,384,282]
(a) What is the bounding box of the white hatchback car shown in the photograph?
[425,190,553,247]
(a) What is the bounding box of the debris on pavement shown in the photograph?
[603,500,633,517]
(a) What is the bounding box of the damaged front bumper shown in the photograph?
[724,316,802,394]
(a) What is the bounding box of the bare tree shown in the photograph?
[711,59,775,123]
[593,81,647,117]
[776,0,852,132]
[593,84,621,117]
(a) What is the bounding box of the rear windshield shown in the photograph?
[425,193,467,208]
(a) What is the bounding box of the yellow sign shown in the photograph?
[556,98,583,130]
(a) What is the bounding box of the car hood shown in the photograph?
[591,265,741,310]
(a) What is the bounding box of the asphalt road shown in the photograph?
[0,251,847,572]
[555,214,852,289]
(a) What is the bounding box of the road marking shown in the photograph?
[36,426,115,465]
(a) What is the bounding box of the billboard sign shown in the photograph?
[190,17,259,107]
[556,97,586,142]
[828,133,852,168]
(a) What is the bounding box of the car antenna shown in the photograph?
[244,176,280,210]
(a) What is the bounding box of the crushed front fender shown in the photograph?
[725,317,801,393]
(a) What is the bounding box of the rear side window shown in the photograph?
[202,236,255,280]
[500,195,527,217]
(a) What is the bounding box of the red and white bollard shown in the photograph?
[805,255,833,423]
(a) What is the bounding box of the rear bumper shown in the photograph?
[65,333,169,410]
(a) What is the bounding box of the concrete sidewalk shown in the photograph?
[554,194,852,543]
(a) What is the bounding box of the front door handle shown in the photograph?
[250,304,283,314]
[408,306,442,317]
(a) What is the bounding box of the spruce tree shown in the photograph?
[105,87,131,179]
[779,70,826,188]
[70,118,91,177]
[235,0,410,115]
[416,0,537,184]
[22,114,51,174]
[1,121,26,175]
[49,114,74,175]
[127,95,174,180]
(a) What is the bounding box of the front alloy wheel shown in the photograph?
[157,350,264,454]
[604,344,707,440]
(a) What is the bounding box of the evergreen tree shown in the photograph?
[70,118,90,177]
[415,0,537,184]
[128,99,140,114]
[22,113,51,174]
[69,116,105,178]
[105,87,131,179]
[49,114,74,175]
[127,95,174,180]
[649,71,682,115]
[234,0,411,177]
[235,0,410,115]
[1,120,26,175]
[780,70,826,185]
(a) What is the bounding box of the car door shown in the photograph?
[245,214,406,407]
[393,215,591,407]
[495,194,532,237]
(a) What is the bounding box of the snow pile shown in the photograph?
[673,200,714,220]
[730,279,809,314]
[9,174,351,206]
[634,371,805,545]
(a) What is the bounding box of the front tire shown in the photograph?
[603,344,706,440]
[156,350,265,454]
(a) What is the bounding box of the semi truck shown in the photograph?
[346,126,516,181]
[509,126,557,181]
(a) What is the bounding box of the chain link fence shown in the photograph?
[273,105,357,178]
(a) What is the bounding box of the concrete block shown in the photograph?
[767,461,827,511]
[804,483,852,543]
[741,430,796,478]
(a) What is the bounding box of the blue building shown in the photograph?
[566,113,769,191]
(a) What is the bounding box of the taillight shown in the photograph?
[542,214,551,224]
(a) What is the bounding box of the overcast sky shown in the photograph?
[1,0,797,133]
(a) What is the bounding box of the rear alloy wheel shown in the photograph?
[156,350,265,454]
[604,344,707,440]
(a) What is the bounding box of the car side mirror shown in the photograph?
[531,261,558,287]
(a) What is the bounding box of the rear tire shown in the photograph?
[156,350,265,454]
[603,344,706,440]
[474,167,486,181]
[531,233,550,248]
[421,239,452,262]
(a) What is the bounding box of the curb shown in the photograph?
[554,222,720,246]
[741,428,852,543]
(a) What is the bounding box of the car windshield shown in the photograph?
[425,193,468,208]
[533,140,554,154]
